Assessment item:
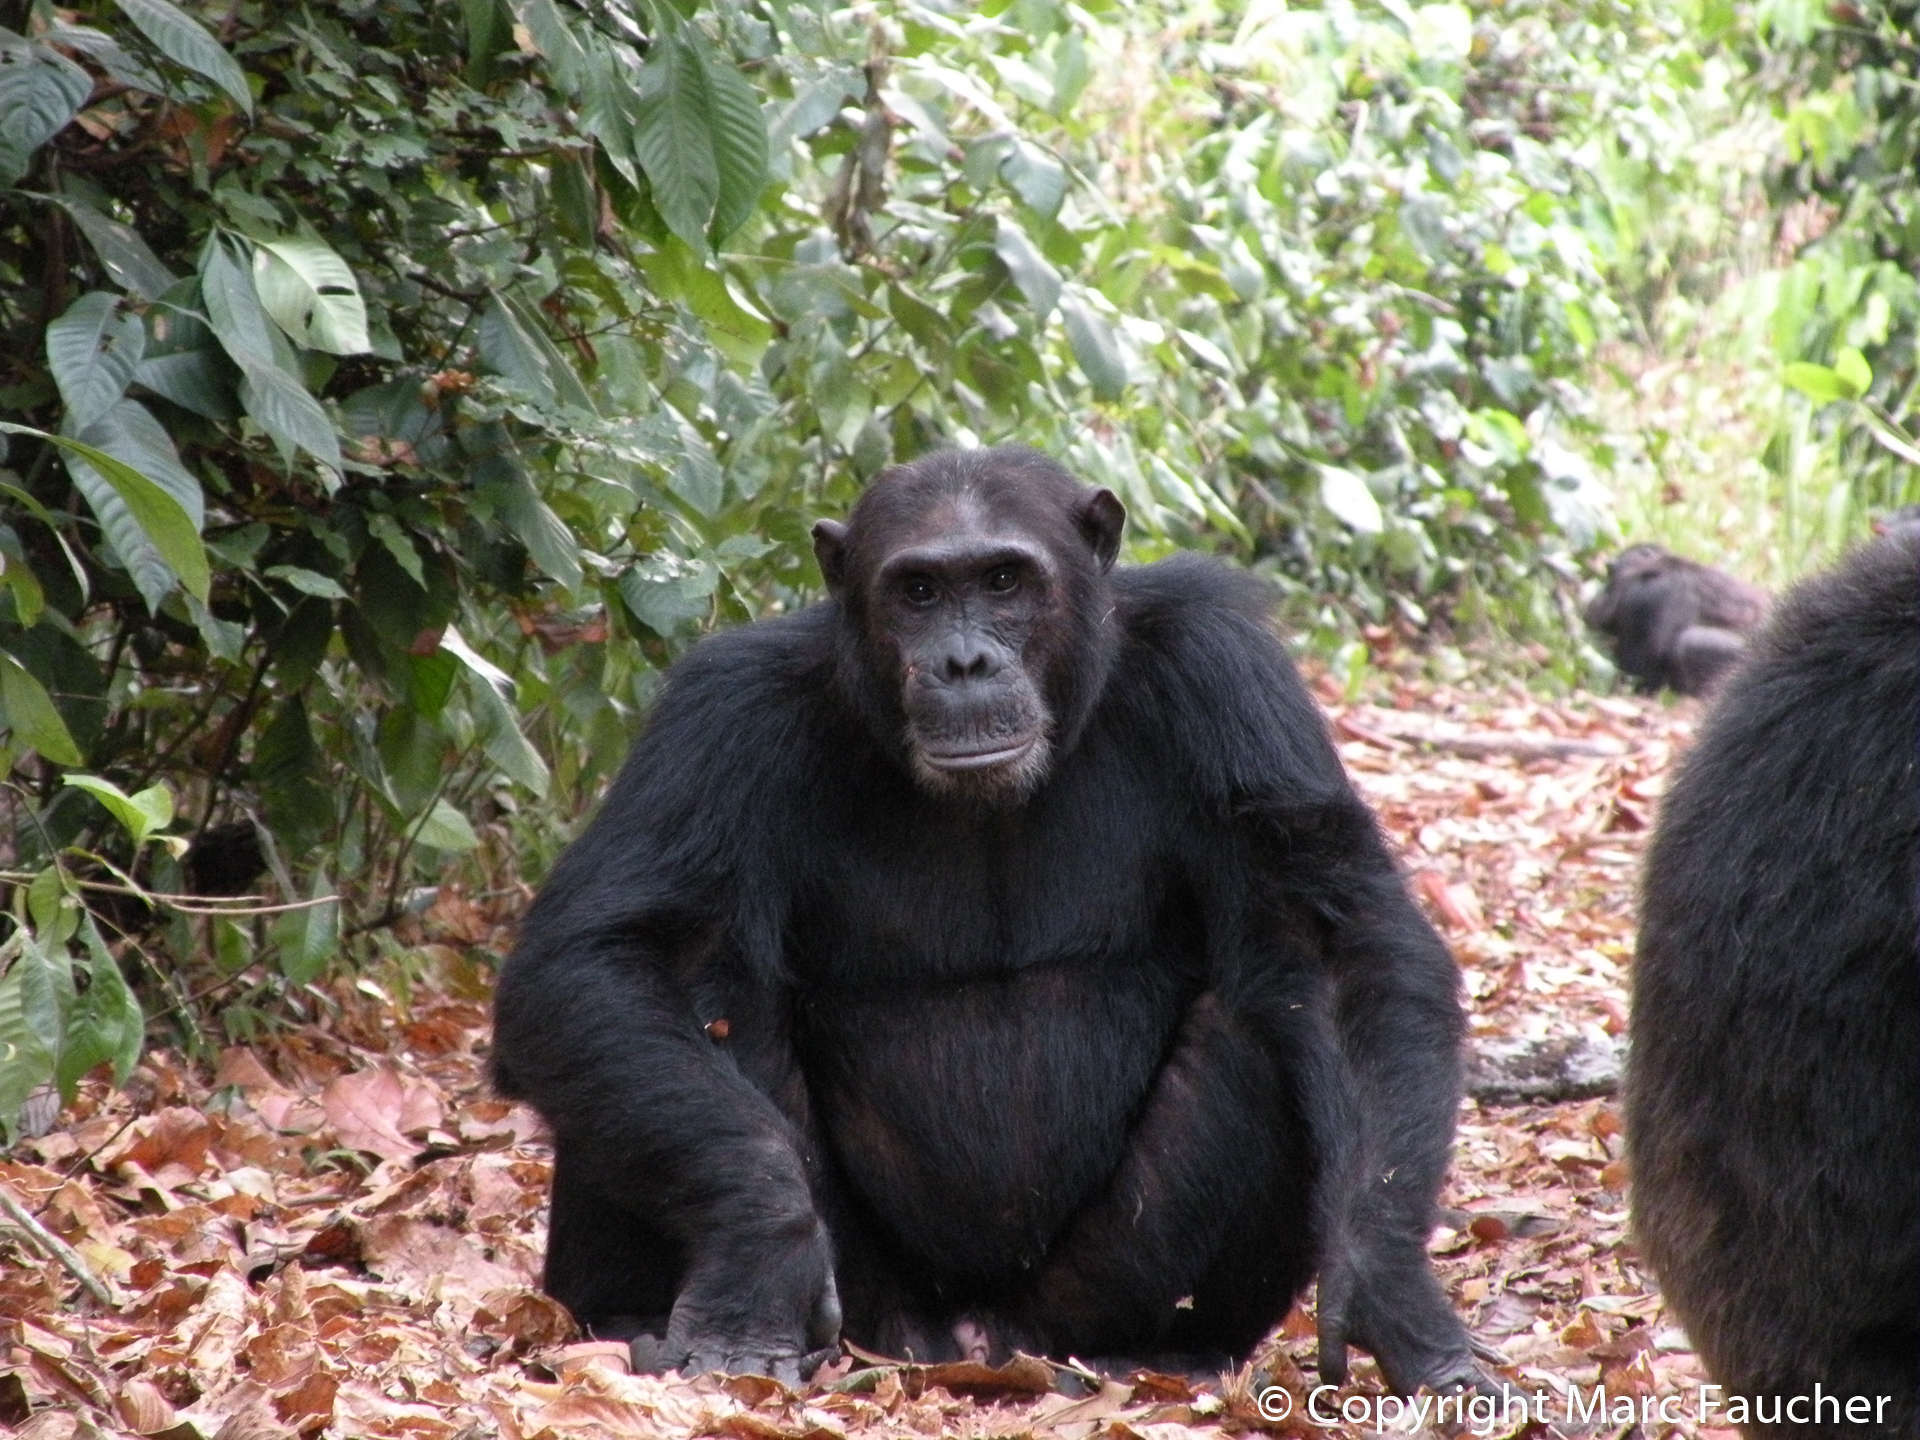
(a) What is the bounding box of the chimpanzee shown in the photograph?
[492,448,1477,1391]
[1626,529,1920,1438]
[1872,502,1920,540]
[1584,543,1769,696]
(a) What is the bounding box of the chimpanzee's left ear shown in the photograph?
[1080,489,1125,573]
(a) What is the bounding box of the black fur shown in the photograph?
[1627,530,1920,1438]
[492,448,1475,1389]
[1586,544,1769,696]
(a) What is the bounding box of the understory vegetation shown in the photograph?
[0,0,1913,1119]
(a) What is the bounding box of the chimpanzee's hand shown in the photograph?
[635,1217,842,1386]
[1315,1243,1481,1396]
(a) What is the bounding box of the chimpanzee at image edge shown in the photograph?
[1628,528,1920,1439]
[493,447,1478,1391]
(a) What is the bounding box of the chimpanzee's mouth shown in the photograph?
[920,738,1038,772]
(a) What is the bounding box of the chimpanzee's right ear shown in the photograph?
[812,520,849,595]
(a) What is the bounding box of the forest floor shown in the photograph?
[0,672,1728,1440]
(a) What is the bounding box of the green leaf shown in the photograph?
[240,364,345,480]
[1782,361,1855,405]
[476,293,596,411]
[632,24,721,252]
[445,628,550,799]
[473,454,583,591]
[269,872,339,986]
[201,234,343,479]
[62,774,172,847]
[619,553,718,637]
[415,797,479,852]
[251,230,372,355]
[0,35,90,186]
[52,197,179,299]
[1318,465,1385,535]
[109,0,253,115]
[511,0,591,93]
[1834,346,1872,397]
[697,31,769,243]
[264,565,348,599]
[993,218,1061,320]
[366,513,426,589]
[35,403,209,610]
[47,291,146,429]
[1001,141,1066,220]
[61,923,145,1092]
[0,650,83,765]
[0,935,64,1139]
[1062,297,1126,401]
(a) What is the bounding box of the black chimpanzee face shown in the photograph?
[812,451,1125,806]
[872,518,1059,800]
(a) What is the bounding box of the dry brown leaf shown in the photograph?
[321,1067,444,1163]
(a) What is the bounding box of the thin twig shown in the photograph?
[0,1184,115,1307]
[0,870,337,916]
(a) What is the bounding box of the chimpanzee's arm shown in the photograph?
[491,626,840,1381]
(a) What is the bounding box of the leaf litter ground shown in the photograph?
[3,678,1739,1440]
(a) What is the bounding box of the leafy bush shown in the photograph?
[0,0,1653,1127]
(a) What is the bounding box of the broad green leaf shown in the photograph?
[1001,141,1066,220]
[0,524,46,627]
[269,872,339,986]
[477,293,595,411]
[48,401,208,610]
[240,364,344,480]
[634,240,772,365]
[200,236,343,479]
[53,197,179,299]
[62,773,172,847]
[110,0,253,115]
[0,35,90,186]
[1318,465,1385,535]
[448,632,551,798]
[47,291,146,429]
[264,565,349,599]
[632,25,721,251]
[993,219,1061,320]
[473,454,582,590]
[26,868,77,947]
[1834,346,1872,396]
[200,234,277,357]
[0,935,63,1139]
[698,30,769,243]
[1782,361,1854,405]
[1,419,206,610]
[511,0,590,93]
[0,651,83,765]
[60,923,145,1092]
[252,231,372,354]
[619,553,718,637]
[415,797,479,852]
[1062,297,1126,401]
[366,513,426,589]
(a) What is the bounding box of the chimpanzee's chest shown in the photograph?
[780,761,1213,1281]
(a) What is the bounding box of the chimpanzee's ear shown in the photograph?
[812,519,849,595]
[1080,489,1125,573]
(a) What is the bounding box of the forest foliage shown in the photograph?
[0,0,1908,1128]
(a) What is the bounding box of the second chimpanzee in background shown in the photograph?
[1584,543,1769,696]
[1627,529,1919,1438]
[493,447,1479,1391]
